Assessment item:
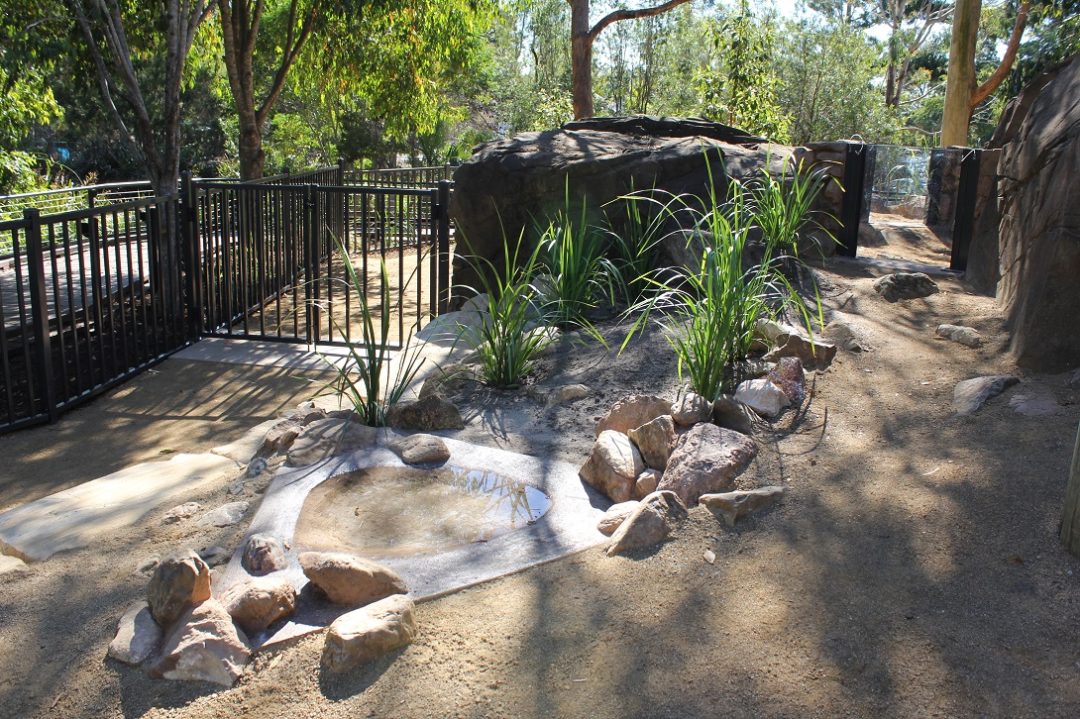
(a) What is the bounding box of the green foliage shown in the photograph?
[461,230,554,389]
[604,189,667,305]
[746,157,833,256]
[697,0,790,141]
[321,238,425,427]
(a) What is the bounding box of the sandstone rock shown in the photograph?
[635,469,662,498]
[222,576,298,635]
[393,434,451,465]
[936,324,983,348]
[549,384,590,405]
[757,319,837,370]
[953,375,1019,415]
[824,319,866,353]
[734,379,790,418]
[196,501,249,528]
[658,423,758,506]
[701,486,786,527]
[287,418,380,467]
[107,601,161,665]
[670,392,712,426]
[578,430,646,503]
[872,272,939,302]
[322,594,417,672]
[299,551,408,607]
[386,395,465,431]
[242,534,288,575]
[992,53,1080,371]
[712,396,756,435]
[595,395,671,437]
[766,357,806,405]
[162,502,201,524]
[606,490,688,557]
[150,599,250,687]
[260,420,303,455]
[626,415,676,471]
[597,501,640,536]
[0,554,29,577]
[148,550,212,627]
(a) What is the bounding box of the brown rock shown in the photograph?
[670,392,712,426]
[758,319,837,370]
[286,418,379,467]
[222,576,297,635]
[299,551,408,607]
[149,599,250,686]
[872,272,939,302]
[606,491,688,557]
[635,469,661,498]
[241,533,288,576]
[385,395,465,431]
[322,594,417,672]
[626,415,676,471]
[595,395,671,437]
[107,601,162,665]
[701,486,786,526]
[766,357,806,405]
[596,501,640,536]
[148,550,212,627]
[658,423,758,506]
[393,434,451,465]
[712,395,756,435]
[578,430,646,503]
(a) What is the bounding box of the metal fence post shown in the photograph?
[838,142,868,258]
[303,184,319,343]
[950,149,981,272]
[24,208,58,421]
[180,172,202,341]
[436,180,452,315]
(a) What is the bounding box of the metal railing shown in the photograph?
[346,165,454,188]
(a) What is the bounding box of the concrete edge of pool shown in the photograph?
[216,435,612,649]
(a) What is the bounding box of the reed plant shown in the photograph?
[604,187,667,305]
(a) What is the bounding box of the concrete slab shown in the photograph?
[216,435,609,649]
[211,418,279,465]
[0,453,239,562]
[175,337,355,372]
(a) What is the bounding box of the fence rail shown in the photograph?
[0,164,453,434]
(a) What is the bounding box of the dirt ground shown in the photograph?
[2,218,1080,718]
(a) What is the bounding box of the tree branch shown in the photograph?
[256,0,319,124]
[970,0,1030,108]
[587,0,692,42]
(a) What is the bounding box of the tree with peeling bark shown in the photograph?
[568,0,694,120]
[940,0,1030,146]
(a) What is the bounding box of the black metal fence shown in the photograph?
[0,165,453,433]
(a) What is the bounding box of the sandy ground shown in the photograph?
[2,217,1080,718]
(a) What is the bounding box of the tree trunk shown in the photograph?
[1062,422,1080,557]
[570,0,594,120]
[941,0,982,146]
[238,116,265,180]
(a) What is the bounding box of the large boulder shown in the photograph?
[449,118,809,296]
[992,53,1080,371]
[578,430,646,503]
[221,576,298,635]
[658,423,758,506]
[322,594,418,672]
[606,490,688,557]
[299,551,408,607]
[150,600,250,686]
[147,550,212,628]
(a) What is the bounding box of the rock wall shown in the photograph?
[448,117,851,299]
[962,148,1002,295]
[993,53,1080,371]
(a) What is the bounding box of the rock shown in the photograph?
[953,375,1020,415]
[578,430,646,503]
[299,551,408,607]
[222,576,298,635]
[198,545,231,567]
[148,550,212,627]
[992,53,1080,371]
[635,469,662,498]
[766,357,806,405]
[703,549,716,564]
[936,324,983,348]
[606,490,688,557]
[670,392,712,426]
[196,501,249,528]
[385,395,465,431]
[286,418,380,467]
[824,319,866,352]
[227,479,247,495]
[757,319,837,370]
[162,502,201,524]
[701,486,786,527]
[242,534,288,576]
[107,601,162,665]
[260,420,303,455]
[658,423,758,506]
[1008,390,1059,417]
[322,594,417,672]
[549,384,590,405]
[150,599,250,687]
[597,501,640,536]
[872,272,939,302]
[595,395,671,437]
[626,415,676,471]
[0,554,28,577]
[734,379,790,418]
[712,396,756,435]
[392,434,451,465]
